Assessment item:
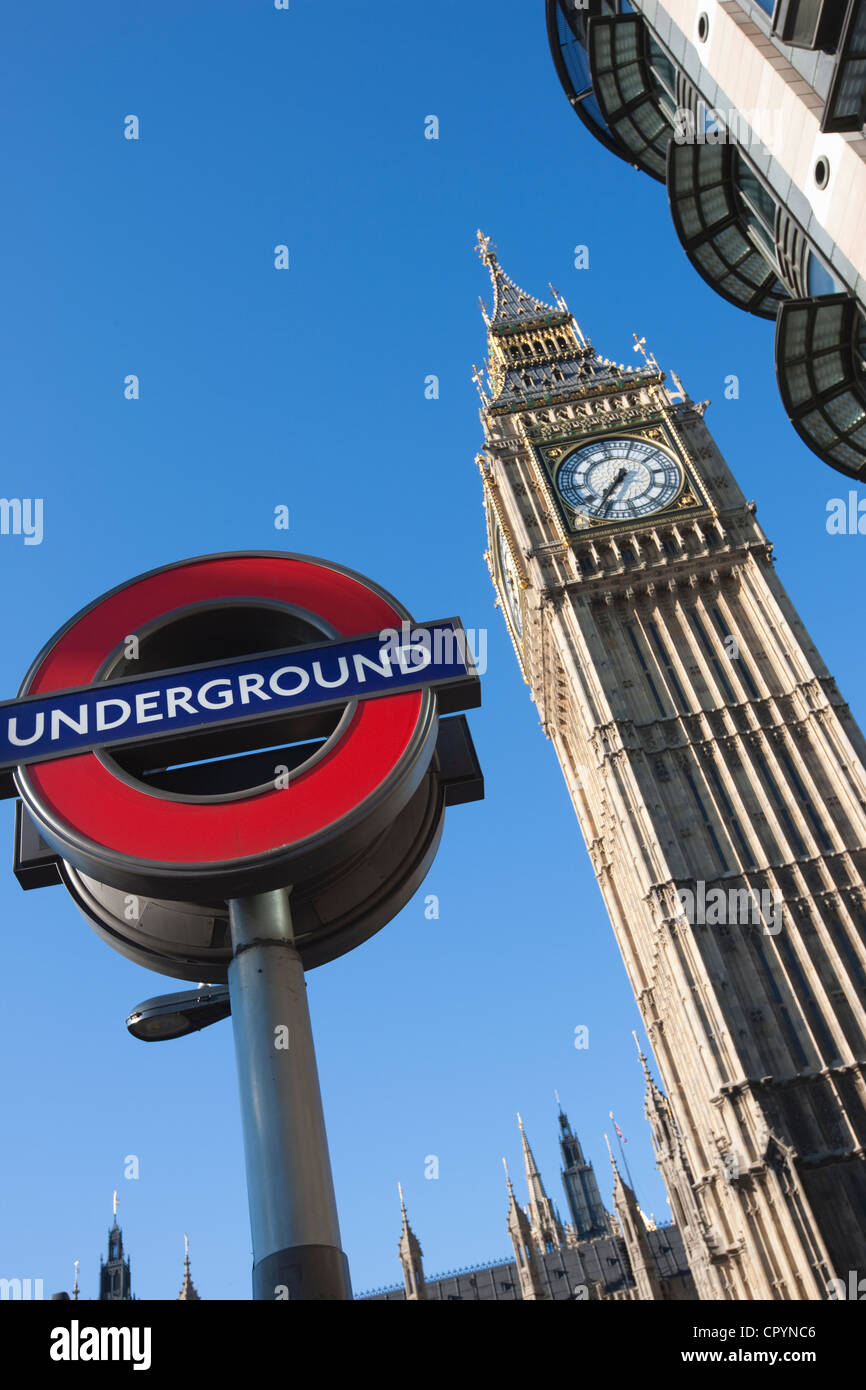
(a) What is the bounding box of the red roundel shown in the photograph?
[15,553,434,899]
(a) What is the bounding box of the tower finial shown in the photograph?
[398,1180,407,1216]
[476,228,497,266]
[72,1260,79,1301]
[177,1232,200,1300]
[517,1111,524,1131]
[604,1132,615,1166]
[632,1029,653,1083]
[112,1190,118,1221]
[476,234,563,335]
[549,282,568,312]
[502,1156,514,1195]
[668,368,687,402]
[632,332,661,373]
[471,363,490,406]
[554,1088,561,1109]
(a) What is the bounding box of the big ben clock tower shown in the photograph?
[474,232,866,1301]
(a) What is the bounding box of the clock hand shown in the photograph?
[599,467,627,514]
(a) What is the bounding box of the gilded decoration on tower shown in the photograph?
[473,231,711,542]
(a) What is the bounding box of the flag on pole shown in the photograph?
[609,1111,627,1142]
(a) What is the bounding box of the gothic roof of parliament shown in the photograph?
[55,1088,690,1301]
[357,1100,696,1302]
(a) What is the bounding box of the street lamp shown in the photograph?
[126,987,231,1042]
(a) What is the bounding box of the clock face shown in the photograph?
[556,438,682,523]
[495,524,523,638]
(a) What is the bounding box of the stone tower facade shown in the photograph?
[99,1214,132,1301]
[474,232,866,1300]
[557,1099,610,1241]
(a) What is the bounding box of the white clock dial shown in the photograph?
[495,524,523,638]
[557,438,682,523]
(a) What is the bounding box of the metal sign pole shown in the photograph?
[9,555,482,1301]
[227,888,352,1301]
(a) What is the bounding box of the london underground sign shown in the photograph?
[10,551,480,903]
[8,550,483,1302]
[1,620,475,770]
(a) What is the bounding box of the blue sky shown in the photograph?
[0,1,863,1300]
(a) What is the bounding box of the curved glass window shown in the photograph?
[556,4,593,100]
[666,141,788,318]
[548,1,639,166]
[823,0,866,132]
[776,294,866,480]
[547,3,671,174]
[586,14,677,181]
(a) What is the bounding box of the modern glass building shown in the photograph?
[547,0,866,480]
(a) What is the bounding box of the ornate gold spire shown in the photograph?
[474,231,597,407]
[475,229,564,331]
